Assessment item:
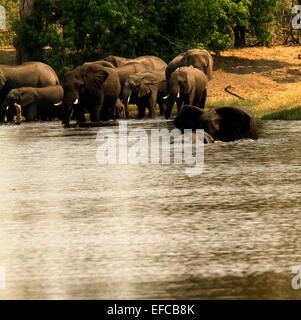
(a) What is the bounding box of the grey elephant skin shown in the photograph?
[121,70,166,119]
[104,55,167,70]
[165,66,208,119]
[174,104,258,142]
[61,64,121,125]
[113,56,167,90]
[0,61,59,122]
[166,49,213,82]
[4,86,64,122]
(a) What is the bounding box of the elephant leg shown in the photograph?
[176,99,184,114]
[165,98,175,119]
[74,105,86,123]
[137,104,146,119]
[148,91,157,118]
[159,102,166,116]
[25,104,38,121]
[90,106,101,122]
[199,88,207,109]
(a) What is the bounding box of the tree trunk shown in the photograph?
[233,25,246,47]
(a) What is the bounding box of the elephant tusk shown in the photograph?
[14,103,22,124]
[6,106,9,111]
[177,92,180,98]
[127,96,130,105]
[54,101,63,107]
[163,95,169,100]
[73,99,79,105]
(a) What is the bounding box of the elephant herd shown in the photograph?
[0,49,258,143]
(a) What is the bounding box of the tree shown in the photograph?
[0,0,19,47]
[12,0,282,71]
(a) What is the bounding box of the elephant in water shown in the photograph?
[165,66,208,119]
[121,70,166,119]
[3,85,64,123]
[174,103,258,142]
[61,64,121,125]
[0,61,59,122]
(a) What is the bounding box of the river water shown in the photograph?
[0,119,301,299]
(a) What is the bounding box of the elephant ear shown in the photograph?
[83,69,109,99]
[19,91,35,107]
[138,80,152,97]
[216,104,251,141]
[185,70,194,94]
[60,67,72,80]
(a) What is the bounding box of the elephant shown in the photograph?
[173,103,258,142]
[103,55,131,67]
[61,63,121,126]
[84,60,115,68]
[121,70,166,119]
[115,98,124,118]
[165,66,208,119]
[166,49,213,82]
[114,56,167,91]
[3,85,64,122]
[103,55,167,71]
[0,61,59,122]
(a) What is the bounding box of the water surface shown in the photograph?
[0,120,301,299]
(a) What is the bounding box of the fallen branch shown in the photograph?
[224,85,245,100]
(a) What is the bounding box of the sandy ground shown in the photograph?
[1,45,301,102]
[209,45,301,102]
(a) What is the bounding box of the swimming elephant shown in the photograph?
[0,61,59,122]
[3,85,64,122]
[174,104,258,142]
[121,70,166,119]
[61,64,121,125]
[165,66,208,119]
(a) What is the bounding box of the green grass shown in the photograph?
[123,88,301,120]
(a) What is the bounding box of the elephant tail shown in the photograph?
[224,85,245,100]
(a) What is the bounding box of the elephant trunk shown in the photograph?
[121,85,132,119]
[165,84,180,119]
[14,103,22,124]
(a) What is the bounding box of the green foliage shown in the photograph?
[0,0,19,46]
[13,0,282,71]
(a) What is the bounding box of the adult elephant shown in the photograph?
[3,85,64,122]
[114,56,167,90]
[121,70,166,119]
[61,64,121,126]
[0,61,59,122]
[84,60,115,68]
[174,104,258,142]
[165,66,208,119]
[166,49,213,82]
[103,55,131,67]
[103,55,167,71]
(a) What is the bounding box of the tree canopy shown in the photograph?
[1,0,297,69]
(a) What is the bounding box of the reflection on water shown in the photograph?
[0,120,301,299]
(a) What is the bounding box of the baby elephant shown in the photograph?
[4,86,64,123]
[174,103,258,142]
